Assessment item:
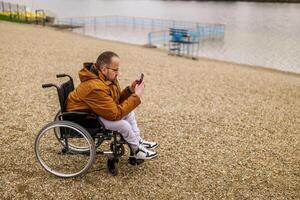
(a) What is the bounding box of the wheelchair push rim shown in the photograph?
[35,120,96,178]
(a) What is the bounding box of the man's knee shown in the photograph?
[117,120,133,137]
[99,117,136,140]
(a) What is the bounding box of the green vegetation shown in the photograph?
[0,10,54,25]
[0,14,32,23]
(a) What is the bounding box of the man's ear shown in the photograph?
[100,67,107,74]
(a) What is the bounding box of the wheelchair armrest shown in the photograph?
[62,111,97,119]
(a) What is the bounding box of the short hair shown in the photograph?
[95,51,119,70]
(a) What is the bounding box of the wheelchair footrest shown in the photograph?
[102,151,114,158]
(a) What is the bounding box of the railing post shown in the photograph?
[35,10,38,24]
[94,17,96,35]
[9,3,12,20]
[133,17,135,28]
[148,32,152,46]
[151,19,154,30]
[24,6,27,22]
[2,1,5,13]
[43,10,45,26]
[70,18,73,30]
[16,4,19,20]
[82,18,85,34]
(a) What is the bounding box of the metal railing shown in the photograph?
[55,15,225,43]
[54,15,226,59]
[55,15,225,30]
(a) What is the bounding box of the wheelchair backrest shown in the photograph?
[57,76,74,113]
[42,74,74,113]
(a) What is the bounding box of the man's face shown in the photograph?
[104,56,120,81]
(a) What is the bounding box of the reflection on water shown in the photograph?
[8,0,300,73]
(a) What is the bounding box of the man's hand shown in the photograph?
[134,80,145,98]
[129,80,139,93]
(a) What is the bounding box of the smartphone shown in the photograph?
[137,73,144,84]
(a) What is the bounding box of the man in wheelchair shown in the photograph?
[66,51,158,161]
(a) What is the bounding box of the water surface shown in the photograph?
[7,0,300,73]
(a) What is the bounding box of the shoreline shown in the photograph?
[197,55,300,78]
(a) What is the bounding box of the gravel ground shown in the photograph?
[0,21,299,200]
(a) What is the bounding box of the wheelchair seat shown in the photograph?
[60,111,106,136]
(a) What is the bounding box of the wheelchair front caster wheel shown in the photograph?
[107,159,118,176]
[128,157,144,166]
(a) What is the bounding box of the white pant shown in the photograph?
[98,112,141,151]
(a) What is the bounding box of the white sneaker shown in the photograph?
[135,145,157,160]
[140,139,159,149]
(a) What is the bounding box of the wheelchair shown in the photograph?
[34,74,143,178]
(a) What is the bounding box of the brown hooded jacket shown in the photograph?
[66,63,141,121]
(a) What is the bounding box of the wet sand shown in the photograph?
[0,21,299,199]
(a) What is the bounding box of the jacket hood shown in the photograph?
[79,63,99,82]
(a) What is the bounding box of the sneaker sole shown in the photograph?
[145,153,158,160]
[134,153,158,160]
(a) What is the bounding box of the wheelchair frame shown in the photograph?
[34,74,142,178]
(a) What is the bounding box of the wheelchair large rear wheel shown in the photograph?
[35,120,96,178]
[53,110,101,153]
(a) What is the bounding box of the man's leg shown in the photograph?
[123,112,159,149]
[123,111,141,140]
[98,116,139,151]
[98,116,157,160]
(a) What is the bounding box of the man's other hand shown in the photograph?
[134,81,145,98]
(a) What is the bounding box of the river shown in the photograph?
[6,0,300,73]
